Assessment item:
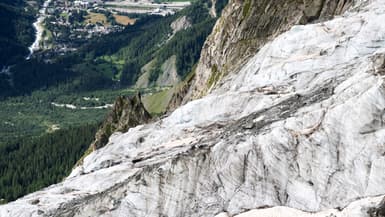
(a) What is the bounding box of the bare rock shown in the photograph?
[92,93,151,150]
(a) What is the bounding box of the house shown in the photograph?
[74,0,90,8]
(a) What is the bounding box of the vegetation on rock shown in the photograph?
[92,93,151,150]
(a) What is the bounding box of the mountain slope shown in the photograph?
[0,0,36,67]
[1,0,385,216]
[181,0,355,102]
[0,0,227,203]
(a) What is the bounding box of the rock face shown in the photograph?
[170,16,192,35]
[184,0,355,101]
[209,0,218,17]
[156,55,180,87]
[2,0,385,217]
[166,70,196,112]
[92,93,151,150]
[368,198,385,217]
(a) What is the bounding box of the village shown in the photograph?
[38,0,190,55]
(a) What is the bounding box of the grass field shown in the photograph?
[0,85,169,143]
[142,87,173,115]
[84,12,109,26]
[113,14,136,26]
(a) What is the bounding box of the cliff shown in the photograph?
[91,93,152,151]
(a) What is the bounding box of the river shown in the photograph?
[26,0,52,60]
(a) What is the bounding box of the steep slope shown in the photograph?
[0,0,35,67]
[1,0,385,217]
[91,93,151,151]
[182,0,355,102]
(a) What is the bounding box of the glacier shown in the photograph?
[2,0,385,216]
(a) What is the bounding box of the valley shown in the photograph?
[27,0,52,58]
[29,0,191,56]
[105,0,191,15]
[0,0,227,203]
[0,0,38,67]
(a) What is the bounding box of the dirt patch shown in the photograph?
[85,12,109,26]
[113,14,136,26]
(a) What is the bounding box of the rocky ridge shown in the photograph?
[91,93,151,151]
[1,0,385,217]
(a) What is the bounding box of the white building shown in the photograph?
[74,0,90,8]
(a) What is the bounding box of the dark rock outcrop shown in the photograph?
[369,198,385,217]
[166,71,195,112]
[92,93,151,150]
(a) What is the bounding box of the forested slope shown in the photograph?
[0,0,39,67]
[0,124,98,203]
